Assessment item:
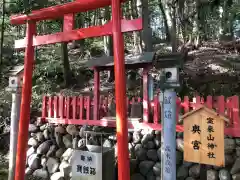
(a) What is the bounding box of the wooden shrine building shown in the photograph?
[86,52,156,123]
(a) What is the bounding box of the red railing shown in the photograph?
[40,95,240,137]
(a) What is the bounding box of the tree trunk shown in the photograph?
[142,0,152,51]
[61,21,72,87]
[196,0,207,41]
[73,13,85,49]
[107,37,114,82]
[61,42,72,87]
[131,0,142,54]
[102,7,109,54]
[102,6,115,82]
[159,0,171,42]
[171,5,177,52]
[136,0,143,52]
[0,0,5,65]
[177,0,187,42]
[221,0,233,38]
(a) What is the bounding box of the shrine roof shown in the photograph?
[86,52,155,69]
[8,65,24,76]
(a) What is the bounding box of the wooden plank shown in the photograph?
[41,96,47,119]
[59,96,64,119]
[66,97,71,119]
[79,96,84,120]
[86,96,91,120]
[232,96,240,128]
[72,97,77,120]
[53,96,59,118]
[48,96,53,118]
[63,14,74,31]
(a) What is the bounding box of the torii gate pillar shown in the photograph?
[111,1,130,180]
[15,21,36,180]
[11,1,130,180]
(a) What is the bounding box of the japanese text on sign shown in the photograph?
[72,150,102,180]
[191,124,202,150]
[76,165,96,175]
[76,154,96,175]
[164,110,172,119]
[190,118,217,159]
[164,96,172,104]
[206,117,217,159]
[164,146,172,174]
[192,124,201,134]
[162,92,177,180]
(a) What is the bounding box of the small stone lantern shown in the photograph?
[7,65,24,180]
[7,65,24,92]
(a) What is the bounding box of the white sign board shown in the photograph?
[72,150,102,180]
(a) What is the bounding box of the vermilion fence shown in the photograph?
[40,95,240,137]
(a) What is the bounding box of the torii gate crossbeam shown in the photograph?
[11,0,125,25]
[10,0,142,180]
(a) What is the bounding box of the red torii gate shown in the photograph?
[10,1,143,180]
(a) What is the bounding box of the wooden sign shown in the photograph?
[182,106,229,166]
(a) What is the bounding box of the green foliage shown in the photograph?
[0,0,239,115]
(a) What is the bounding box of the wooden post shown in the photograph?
[142,0,152,124]
[143,67,149,123]
[94,68,100,120]
[233,96,239,128]
[64,13,74,31]
[41,96,47,120]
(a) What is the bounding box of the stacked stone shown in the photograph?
[128,130,162,180]
[130,131,240,180]
[26,122,240,180]
[175,137,240,180]
[26,123,111,180]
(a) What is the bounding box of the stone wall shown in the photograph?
[26,123,240,180]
